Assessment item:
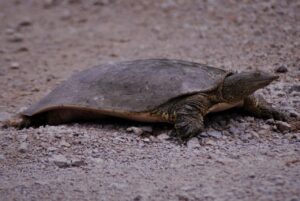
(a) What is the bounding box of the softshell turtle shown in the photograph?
[6,59,285,140]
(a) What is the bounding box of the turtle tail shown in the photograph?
[2,115,32,129]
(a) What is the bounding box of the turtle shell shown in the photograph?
[22,59,229,116]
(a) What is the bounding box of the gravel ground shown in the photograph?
[0,0,299,201]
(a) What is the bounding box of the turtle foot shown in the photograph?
[268,108,288,122]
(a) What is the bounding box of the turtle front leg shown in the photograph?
[173,109,205,141]
[171,95,210,141]
[243,94,287,121]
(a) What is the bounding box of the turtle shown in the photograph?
[5,59,286,140]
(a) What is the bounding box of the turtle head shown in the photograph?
[222,71,279,102]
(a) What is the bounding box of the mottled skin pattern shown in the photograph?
[152,87,285,141]
[4,59,286,141]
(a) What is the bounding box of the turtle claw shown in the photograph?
[172,122,204,144]
[271,110,288,122]
[169,130,186,145]
[244,95,290,122]
[262,106,289,122]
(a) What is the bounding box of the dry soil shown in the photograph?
[0,0,299,201]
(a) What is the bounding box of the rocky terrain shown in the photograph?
[0,0,299,200]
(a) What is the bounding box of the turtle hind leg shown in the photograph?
[2,112,51,129]
[243,94,287,121]
[2,115,32,129]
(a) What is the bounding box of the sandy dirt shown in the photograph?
[0,0,299,200]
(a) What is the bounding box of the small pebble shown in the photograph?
[142,138,150,143]
[180,185,195,191]
[275,65,288,73]
[261,124,271,130]
[206,130,222,139]
[258,128,269,135]
[187,137,200,149]
[54,133,62,139]
[0,154,6,160]
[289,85,300,93]
[18,142,28,153]
[61,10,71,20]
[139,126,153,133]
[251,131,259,138]
[93,0,111,6]
[229,126,240,135]
[16,46,29,52]
[50,154,70,168]
[18,18,32,27]
[110,182,128,190]
[216,157,235,165]
[276,121,291,133]
[245,116,255,122]
[276,92,285,97]
[289,197,300,201]
[71,158,85,167]
[5,28,15,35]
[157,133,169,141]
[160,0,177,10]
[91,157,104,164]
[68,0,81,4]
[270,175,285,186]
[43,0,56,8]
[286,133,300,141]
[10,62,20,69]
[47,147,58,152]
[149,136,158,142]
[126,127,143,135]
[133,195,143,201]
[60,139,71,147]
[8,33,23,43]
[291,92,300,97]
[289,110,300,119]
[266,119,275,125]
[240,133,252,142]
[205,139,216,146]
